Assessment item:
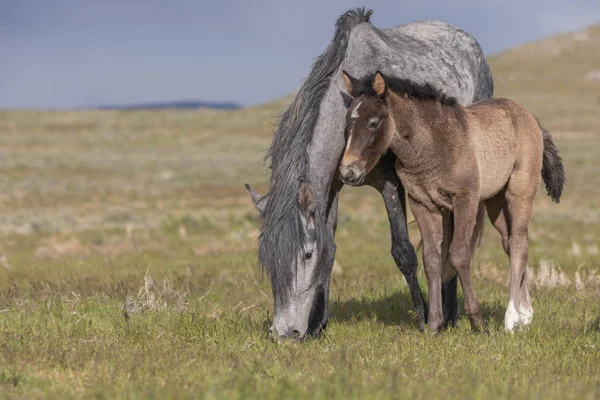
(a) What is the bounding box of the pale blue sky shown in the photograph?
[1,0,598,108]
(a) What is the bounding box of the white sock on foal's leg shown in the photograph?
[519,304,533,326]
[519,283,533,326]
[504,299,521,332]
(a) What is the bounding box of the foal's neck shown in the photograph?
[387,92,460,172]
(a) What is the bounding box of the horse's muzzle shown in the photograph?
[340,162,365,186]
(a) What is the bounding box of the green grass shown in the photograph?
[1,26,600,399]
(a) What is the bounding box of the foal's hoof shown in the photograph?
[469,317,484,333]
[520,306,534,326]
[425,324,443,335]
[504,303,533,332]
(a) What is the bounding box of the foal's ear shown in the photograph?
[342,70,360,95]
[373,71,387,98]
[298,181,316,215]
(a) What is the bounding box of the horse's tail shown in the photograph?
[537,121,565,203]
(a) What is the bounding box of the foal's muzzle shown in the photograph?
[340,162,366,186]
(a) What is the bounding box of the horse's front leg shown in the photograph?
[382,178,427,331]
[449,194,483,331]
[367,155,426,331]
[407,197,446,333]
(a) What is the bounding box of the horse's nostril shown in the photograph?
[291,329,301,339]
[269,327,277,340]
[342,167,355,181]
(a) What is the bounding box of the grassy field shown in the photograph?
[1,26,599,399]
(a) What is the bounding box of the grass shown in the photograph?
[1,26,600,399]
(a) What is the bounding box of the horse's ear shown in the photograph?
[298,181,315,215]
[245,183,267,213]
[342,70,358,94]
[340,91,354,108]
[373,71,387,98]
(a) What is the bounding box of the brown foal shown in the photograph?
[339,71,565,332]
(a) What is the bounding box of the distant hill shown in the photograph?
[487,23,600,132]
[95,100,241,110]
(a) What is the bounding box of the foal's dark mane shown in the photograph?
[354,72,458,106]
[259,8,373,294]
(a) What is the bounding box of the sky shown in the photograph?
[1,0,599,109]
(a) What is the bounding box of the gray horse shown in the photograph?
[246,8,493,340]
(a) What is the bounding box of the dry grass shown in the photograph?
[123,268,190,316]
[488,23,600,132]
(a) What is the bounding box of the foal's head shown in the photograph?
[340,71,395,186]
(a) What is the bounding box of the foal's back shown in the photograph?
[464,98,543,200]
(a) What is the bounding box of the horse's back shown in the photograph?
[469,98,541,140]
[344,20,493,105]
[387,20,479,53]
[466,99,543,199]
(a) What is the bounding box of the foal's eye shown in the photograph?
[367,119,381,130]
[305,250,313,260]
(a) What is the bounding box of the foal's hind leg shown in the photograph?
[504,173,536,331]
[485,193,534,328]
[519,269,533,326]
[485,194,511,256]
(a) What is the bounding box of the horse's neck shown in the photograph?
[388,95,444,172]
[307,75,347,204]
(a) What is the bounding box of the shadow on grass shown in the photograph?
[329,290,507,330]
[480,299,507,325]
[329,290,421,328]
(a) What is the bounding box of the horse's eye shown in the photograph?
[305,250,313,260]
[367,119,380,129]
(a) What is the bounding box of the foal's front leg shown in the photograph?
[408,198,445,333]
[450,195,483,331]
[367,155,426,331]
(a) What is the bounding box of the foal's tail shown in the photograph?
[537,121,565,203]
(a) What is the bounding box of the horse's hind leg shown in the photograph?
[519,269,533,326]
[442,275,458,328]
[441,211,458,328]
[485,193,533,328]
[504,172,536,331]
[485,193,511,256]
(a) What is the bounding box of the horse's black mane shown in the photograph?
[354,72,458,106]
[259,8,373,295]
